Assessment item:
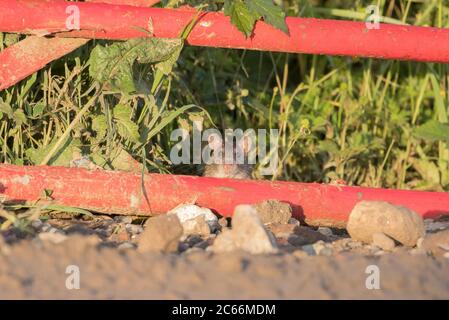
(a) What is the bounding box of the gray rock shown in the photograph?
[287,226,329,247]
[424,220,449,233]
[372,232,396,251]
[125,224,143,235]
[114,216,133,224]
[347,201,425,247]
[138,215,183,253]
[312,240,333,256]
[301,244,316,256]
[288,218,300,226]
[317,227,333,237]
[210,205,278,254]
[168,204,218,229]
[31,219,43,230]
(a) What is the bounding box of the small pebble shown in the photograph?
[218,217,228,229]
[313,241,332,256]
[301,244,315,256]
[31,219,43,229]
[125,224,143,235]
[348,240,363,249]
[114,216,133,224]
[118,242,136,250]
[317,227,333,237]
[424,220,449,232]
[288,218,300,227]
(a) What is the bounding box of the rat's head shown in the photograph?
[202,131,254,179]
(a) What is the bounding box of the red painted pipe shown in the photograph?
[0,164,448,227]
[0,0,161,90]
[87,0,160,6]
[1,0,449,63]
[0,37,89,90]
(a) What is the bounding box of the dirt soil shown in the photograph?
[1,216,448,299]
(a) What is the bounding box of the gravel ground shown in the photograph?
[0,213,448,299]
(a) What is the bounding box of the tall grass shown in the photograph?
[0,0,448,192]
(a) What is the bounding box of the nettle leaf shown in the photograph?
[224,0,260,37]
[89,38,183,94]
[13,109,27,125]
[155,44,183,75]
[245,0,288,34]
[413,120,449,144]
[0,101,13,118]
[32,103,45,117]
[91,114,108,142]
[27,137,82,166]
[113,104,140,143]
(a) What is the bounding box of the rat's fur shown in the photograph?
[201,133,254,179]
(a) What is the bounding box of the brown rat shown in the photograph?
[201,132,254,179]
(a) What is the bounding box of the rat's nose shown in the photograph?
[222,164,234,172]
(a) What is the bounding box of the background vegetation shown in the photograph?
[1,0,449,192]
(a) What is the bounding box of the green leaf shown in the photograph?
[110,146,141,173]
[113,104,140,143]
[3,33,20,47]
[45,204,94,218]
[155,44,183,76]
[42,189,54,200]
[413,120,449,143]
[245,0,288,34]
[318,140,339,154]
[429,73,448,123]
[411,159,440,186]
[32,103,45,117]
[88,38,183,94]
[26,136,82,166]
[18,72,37,102]
[0,100,13,118]
[91,114,108,142]
[13,109,27,125]
[142,104,200,144]
[224,0,260,37]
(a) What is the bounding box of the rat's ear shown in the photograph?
[239,134,252,154]
[207,132,223,150]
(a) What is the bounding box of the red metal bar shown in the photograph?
[0,37,89,90]
[0,0,449,63]
[0,164,448,226]
[0,0,161,91]
[87,0,160,5]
